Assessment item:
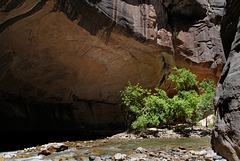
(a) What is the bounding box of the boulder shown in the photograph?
[197,114,215,127]
[212,0,240,161]
[38,143,68,155]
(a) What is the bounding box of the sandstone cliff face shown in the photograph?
[0,0,225,135]
[212,0,240,160]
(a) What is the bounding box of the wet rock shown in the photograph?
[159,151,168,156]
[198,150,207,156]
[189,150,196,155]
[76,143,83,147]
[80,157,90,161]
[0,153,17,159]
[213,155,222,160]
[93,157,101,161]
[135,147,148,154]
[23,147,36,152]
[180,155,189,160]
[178,147,186,150]
[108,132,137,140]
[89,156,97,161]
[191,156,197,161]
[59,156,67,161]
[128,153,147,161]
[101,155,112,160]
[205,157,213,161]
[148,152,158,157]
[113,153,127,161]
[38,143,68,156]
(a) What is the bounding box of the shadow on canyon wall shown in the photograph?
[0,0,225,152]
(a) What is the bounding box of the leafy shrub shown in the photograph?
[121,82,168,130]
[121,67,216,130]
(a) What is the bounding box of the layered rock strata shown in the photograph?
[0,0,225,136]
[212,0,240,160]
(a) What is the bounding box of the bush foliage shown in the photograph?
[120,67,216,130]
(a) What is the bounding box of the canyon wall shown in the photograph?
[0,0,225,136]
[212,0,240,160]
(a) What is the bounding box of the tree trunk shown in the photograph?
[205,117,208,127]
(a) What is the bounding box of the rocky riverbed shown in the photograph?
[0,127,226,161]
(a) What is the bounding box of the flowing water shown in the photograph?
[0,137,211,160]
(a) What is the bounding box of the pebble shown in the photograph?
[1,147,226,161]
[23,147,36,152]
[59,156,66,161]
[135,147,148,153]
[89,156,97,160]
[80,156,89,161]
[0,153,17,159]
[76,143,82,147]
[213,155,223,160]
[93,157,101,161]
[100,154,112,160]
[0,131,226,161]
[198,150,207,156]
[148,152,158,157]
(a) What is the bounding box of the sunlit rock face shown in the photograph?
[0,0,225,134]
[212,0,240,160]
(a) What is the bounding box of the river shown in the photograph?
[0,137,215,160]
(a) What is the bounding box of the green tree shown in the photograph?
[168,67,200,128]
[120,67,216,130]
[168,66,198,91]
[121,82,168,130]
[169,90,199,129]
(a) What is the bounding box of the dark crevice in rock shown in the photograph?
[0,0,9,8]
[161,55,171,70]
[221,0,240,59]
[128,51,141,63]
[121,0,151,5]
[0,0,47,34]
[55,0,112,36]
[72,95,118,105]
[158,74,166,87]
[165,85,171,93]
[163,0,207,22]
[219,97,231,119]
[233,40,240,52]
[56,0,148,43]
[87,0,102,4]
[0,0,26,12]
[101,21,116,44]
[218,63,230,84]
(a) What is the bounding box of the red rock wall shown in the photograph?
[0,0,225,134]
